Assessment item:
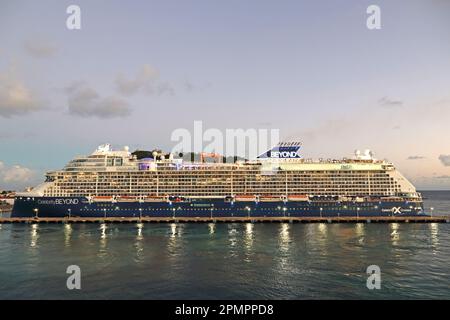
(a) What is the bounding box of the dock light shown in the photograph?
[210,208,213,219]
[33,208,38,218]
[103,208,107,218]
[172,207,176,218]
[245,206,251,217]
[139,208,143,219]
[283,207,287,217]
[430,207,434,217]
[357,207,360,219]
[68,208,71,218]
[319,207,323,218]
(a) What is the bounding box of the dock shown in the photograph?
[0,216,449,224]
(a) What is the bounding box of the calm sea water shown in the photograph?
[0,191,449,299]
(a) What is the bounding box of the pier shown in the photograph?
[0,216,449,224]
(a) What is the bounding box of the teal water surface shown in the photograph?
[0,191,449,299]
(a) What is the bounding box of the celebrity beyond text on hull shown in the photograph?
[12,142,426,218]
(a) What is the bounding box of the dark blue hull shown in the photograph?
[11,196,427,218]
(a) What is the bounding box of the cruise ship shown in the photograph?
[11,142,426,218]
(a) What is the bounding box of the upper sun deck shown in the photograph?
[47,144,395,175]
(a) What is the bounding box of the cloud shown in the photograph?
[24,39,58,58]
[378,97,403,108]
[156,82,175,96]
[0,68,44,117]
[0,161,35,186]
[438,154,450,166]
[115,65,175,96]
[115,65,158,95]
[66,82,131,118]
[407,155,426,160]
[184,80,195,92]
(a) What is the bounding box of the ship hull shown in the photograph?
[11,196,427,218]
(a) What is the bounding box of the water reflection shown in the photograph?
[430,223,439,252]
[208,223,215,235]
[167,223,184,253]
[305,223,329,256]
[355,223,365,245]
[136,223,143,239]
[134,223,144,262]
[30,224,39,248]
[244,223,254,261]
[318,223,327,235]
[170,223,177,238]
[275,223,293,276]
[355,223,365,236]
[228,225,238,247]
[227,225,238,258]
[245,223,253,242]
[64,224,72,247]
[99,223,107,250]
[279,223,291,253]
[390,223,400,245]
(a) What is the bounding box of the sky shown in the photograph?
[0,0,450,190]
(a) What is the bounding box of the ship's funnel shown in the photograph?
[257,141,302,159]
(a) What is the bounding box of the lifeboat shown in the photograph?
[380,196,404,202]
[116,196,139,202]
[143,195,167,202]
[287,194,309,201]
[92,196,114,202]
[338,196,352,202]
[234,195,257,202]
[259,195,281,202]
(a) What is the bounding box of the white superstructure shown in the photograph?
[20,144,420,201]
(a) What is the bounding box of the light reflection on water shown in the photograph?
[0,222,449,299]
[243,223,254,262]
[429,223,439,253]
[228,224,238,249]
[279,223,291,253]
[208,223,215,235]
[134,223,144,263]
[64,224,72,247]
[30,224,39,248]
[167,223,184,258]
[390,223,400,245]
[99,223,107,242]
